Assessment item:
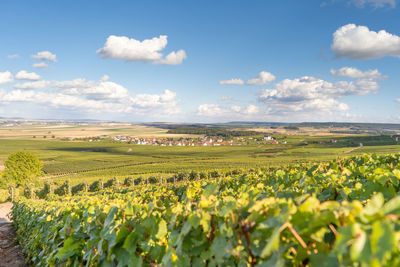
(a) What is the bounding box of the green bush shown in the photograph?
[104,177,119,188]
[0,189,9,202]
[71,183,86,195]
[2,151,43,185]
[199,172,207,179]
[54,181,70,196]
[89,180,102,192]
[189,170,199,181]
[23,186,34,199]
[134,177,142,185]
[147,176,158,184]
[123,177,133,186]
[36,183,51,199]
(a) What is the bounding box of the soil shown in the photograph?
[0,203,27,267]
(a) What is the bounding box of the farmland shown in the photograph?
[11,153,400,266]
[2,121,400,266]
[0,124,399,186]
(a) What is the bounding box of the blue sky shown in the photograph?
[0,0,399,122]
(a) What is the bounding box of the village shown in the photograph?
[111,134,285,146]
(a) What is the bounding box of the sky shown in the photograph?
[0,0,399,123]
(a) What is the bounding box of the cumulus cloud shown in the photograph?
[15,70,41,81]
[3,75,179,116]
[156,50,187,65]
[97,35,186,65]
[330,67,384,79]
[197,104,223,116]
[33,62,49,69]
[32,51,57,62]
[258,72,383,118]
[197,104,260,117]
[0,71,13,84]
[247,71,276,85]
[331,24,400,60]
[8,54,19,59]
[219,79,245,85]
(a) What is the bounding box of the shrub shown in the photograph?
[147,176,158,184]
[199,172,207,179]
[104,177,118,188]
[0,189,9,202]
[36,183,51,199]
[2,151,42,185]
[124,177,133,186]
[24,185,35,199]
[189,170,199,181]
[71,183,86,195]
[177,172,188,181]
[89,180,102,192]
[210,170,220,178]
[134,177,142,185]
[54,181,70,196]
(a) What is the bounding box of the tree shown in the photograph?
[2,152,43,185]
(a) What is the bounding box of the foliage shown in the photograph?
[11,153,400,266]
[89,180,102,192]
[71,183,86,195]
[36,183,51,199]
[2,151,42,185]
[167,127,261,137]
[104,177,118,188]
[54,181,70,196]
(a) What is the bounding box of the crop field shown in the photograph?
[0,132,399,186]
[0,123,199,140]
[11,153,400,266]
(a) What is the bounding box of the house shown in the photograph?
[264,135,273,141]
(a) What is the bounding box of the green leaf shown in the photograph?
[155,219,168,239]
[55,237,80,260]
[203,183,218,197]
[382,196,400,215]
[260,227,280,258]
[370,220,395,263]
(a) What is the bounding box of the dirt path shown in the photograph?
[0,203,27,267]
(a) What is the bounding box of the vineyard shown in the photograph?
[11,153,400,266]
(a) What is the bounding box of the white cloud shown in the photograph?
[247,71,276,85]
[330,67,384,79]
[33,62,49,69]
[331,24,400,60]
[156,50,187,65]
[197,104,260,117]
[3,76,180,116]
[8,54,19,59]
[258,73,383,118]
[351,0,395,8]
[260,76,378,102]
[219,79,244,85]
[15,70,41,81]
[97,35,187,65]
[396,98,400,103]
[32,51,57,62]
[0,71,13,84]
[244,104,259,115]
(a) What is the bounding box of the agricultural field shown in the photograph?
[11,153,400,266]
[0,122,199,140]
[0,126,399,186]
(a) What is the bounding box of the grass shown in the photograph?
[0,133,399,186]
